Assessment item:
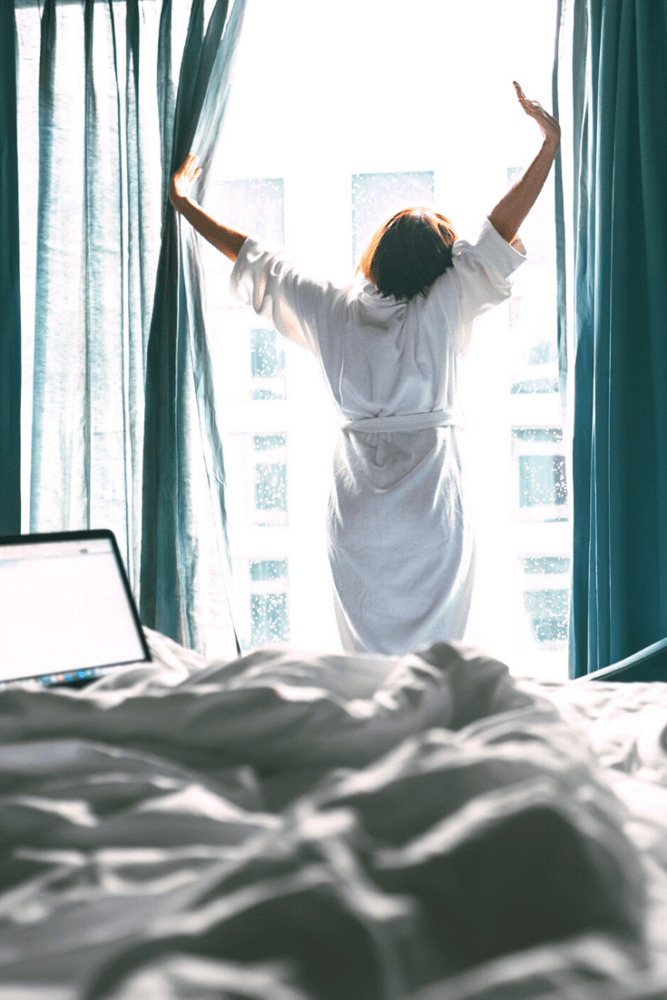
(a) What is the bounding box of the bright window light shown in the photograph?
[198,0,567,677]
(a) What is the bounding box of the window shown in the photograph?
[510,424,570,651]
[519,555,570,651]
[250,559,288,582]
[254,462,287,513]
[523,589,569,647]
[528,340,556,366]
[511,378,559,394]
[249,559,290,646]
[253,434,288,525]
[519,455,567,510]
[251,593,290,645]
[512,428,569,522]
[522,556,570,575]
[250,328,286,400]
[513,428,563,443]
[199,177,285,404]
[507,216,560,396]
[197,179,296,650]
[205,0,564,673]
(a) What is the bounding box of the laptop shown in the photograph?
[0,529,151,690]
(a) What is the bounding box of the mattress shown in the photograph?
[0,628,666,1000]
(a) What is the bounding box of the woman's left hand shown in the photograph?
[169,154,202,211]
[513,82,561,145]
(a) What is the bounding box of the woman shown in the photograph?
[170,82,560,656]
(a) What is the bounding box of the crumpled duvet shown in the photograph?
[0,630,665,1000]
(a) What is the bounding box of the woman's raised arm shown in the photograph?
[169,154,248,262]
[488,82,561,245]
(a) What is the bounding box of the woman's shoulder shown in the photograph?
[452,219,527,278]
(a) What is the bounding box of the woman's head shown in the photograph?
[358,208,457,301]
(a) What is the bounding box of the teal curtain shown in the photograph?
[562,0,667,676]
[0,0,21,537]
[8,0,247,658]
[140,0,245,652]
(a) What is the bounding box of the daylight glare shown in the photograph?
[196,0,568,678]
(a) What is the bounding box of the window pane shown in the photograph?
[254,434,286,452]
[519,455,567,507]
[528,341,556,366]
[250,328,286,400]
[509,295,558,369]
[254,463,287,512]
[251,328,285,377]
[522,556,570,575]
[512,428,563,443]
[250,559,288,582]
[251,592,290,645]
[511,378,559,394]
[200,178,284,324]
[523,589,569,645]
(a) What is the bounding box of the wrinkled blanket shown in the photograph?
[0,630,666,1000]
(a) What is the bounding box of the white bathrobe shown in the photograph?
[230,218,526,655]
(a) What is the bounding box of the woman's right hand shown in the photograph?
[513,81,561,145]
[169,153,202,211]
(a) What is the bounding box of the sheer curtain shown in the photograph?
[11,0,247,657]
[140,0,247,653]
[556,0,667,676]
[0,1,21,537]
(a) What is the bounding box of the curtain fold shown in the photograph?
[12,0,246,658]
[560,0,667,676]
[140,0,247,653]
[551,0,568,417]
[0,0,21,536]
[29,0,157,563]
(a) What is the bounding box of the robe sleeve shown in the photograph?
[450,217,527,354]
[229,238,340,356]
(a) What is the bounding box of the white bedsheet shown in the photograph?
[0,629,666,1000]
[516,675,667,982]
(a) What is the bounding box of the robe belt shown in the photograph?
[342,409,463,433]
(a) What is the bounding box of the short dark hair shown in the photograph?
[357,208,457,301]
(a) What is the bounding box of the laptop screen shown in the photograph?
[0,534,149,685]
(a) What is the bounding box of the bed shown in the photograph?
[0,629,666,1000]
